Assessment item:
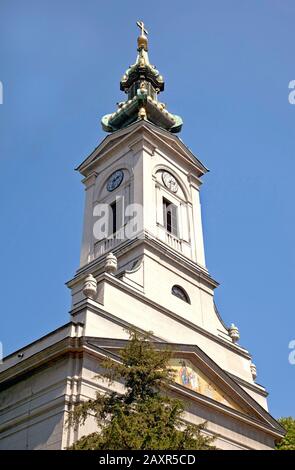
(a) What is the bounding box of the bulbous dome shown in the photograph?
[137,34,148,51]
[101,21,183,134]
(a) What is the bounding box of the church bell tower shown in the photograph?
[0,22,284,451]
[71,22,238,346]
[66,24,284,449]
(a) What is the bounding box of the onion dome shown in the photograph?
[101,21,183,134]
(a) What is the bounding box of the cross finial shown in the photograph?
[136,20,148,36]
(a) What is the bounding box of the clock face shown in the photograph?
[162,171,179,193]
[107,170,124,192]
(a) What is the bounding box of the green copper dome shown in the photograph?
[101,21,183,134]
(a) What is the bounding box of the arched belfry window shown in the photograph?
[172,285,190,304]
[163,198,178,236]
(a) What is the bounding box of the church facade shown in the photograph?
[0,23,284,450]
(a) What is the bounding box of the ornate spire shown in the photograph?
[101,22,183,134]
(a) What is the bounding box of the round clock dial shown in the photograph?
[107,170,124,192]
[162,171,179,193]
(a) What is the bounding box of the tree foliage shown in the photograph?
[276,417,295,450]
[68,330,215,450]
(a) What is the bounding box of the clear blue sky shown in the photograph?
[0,0,294,418]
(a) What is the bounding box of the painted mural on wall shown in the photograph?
[170,358,242,412]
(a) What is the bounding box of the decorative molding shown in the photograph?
[69,284,251,360]
[84,338,284,437]
[0,332,284,446]
[72,232,216,291]
[187,171,203,189]
[81,172,97,188]
[77,121,208,178]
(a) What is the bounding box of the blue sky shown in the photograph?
[0,0,294,418]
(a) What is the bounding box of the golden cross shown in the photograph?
[136,20,148,36]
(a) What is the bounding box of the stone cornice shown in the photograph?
[187,171,203,189]
[227,372,269,397]
[0,336,82,388]
[71,232,219,291]
[169,383,284,439]
[0,337,283,438]
[0,333,284,439]
[143,123,208,175]
[70,291,250,360]
[81,172,97,188]
[1,322,84,364]
[76,121,208,178]
[83,338,284,438]
[144,233,217,288]
[85,338,262,417]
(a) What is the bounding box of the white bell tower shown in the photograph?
[0,22,284,451]
[79,121,207,269]
[73,119,226,336]
[60,21,281,450]
[68,25,253,380]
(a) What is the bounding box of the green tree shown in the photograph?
[276,417,295,450]
[68,330,215,450]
